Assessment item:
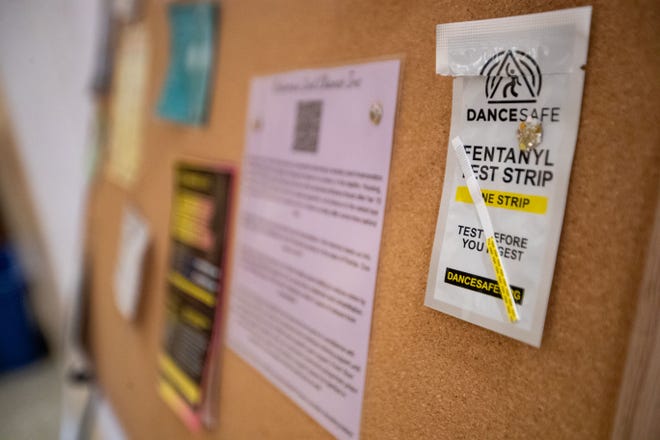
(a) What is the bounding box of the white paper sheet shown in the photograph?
[114,205,150,320]
[226,60,401,439]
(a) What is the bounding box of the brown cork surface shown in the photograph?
[87,0,660,439]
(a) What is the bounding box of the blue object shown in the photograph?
[0,245,46,372]
[156,3,218,125]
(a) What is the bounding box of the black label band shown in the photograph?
[444,267,524,305]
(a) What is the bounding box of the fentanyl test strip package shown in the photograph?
[425,7,592,346]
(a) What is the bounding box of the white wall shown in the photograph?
[0,4,131,438]
[0,0,103,346]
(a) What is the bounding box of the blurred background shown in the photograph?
[0,0,126,438]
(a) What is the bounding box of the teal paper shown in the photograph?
[157,3,217,125]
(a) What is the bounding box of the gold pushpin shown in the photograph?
[252,118,262,132]
[517,117,542,151]
[369,102,383,125]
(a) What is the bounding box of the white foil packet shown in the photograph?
[425,7,592,346]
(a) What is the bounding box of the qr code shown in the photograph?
[293,100,323,152]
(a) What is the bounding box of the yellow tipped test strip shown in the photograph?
[451,136,520,323]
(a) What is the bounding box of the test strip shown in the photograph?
[451,136,520,322]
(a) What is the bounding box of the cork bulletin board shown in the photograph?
[87,0,660,439]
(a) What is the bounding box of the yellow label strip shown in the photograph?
[455,186,548,214]
[451,136,519,322]
[169,271,216,306]
[158,380,201,431]
[159,379,187,412]
[486,237,519,321]
[181,307,211,330]
[159,353,202,404]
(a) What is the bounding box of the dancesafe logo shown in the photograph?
[480,50,542,104]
